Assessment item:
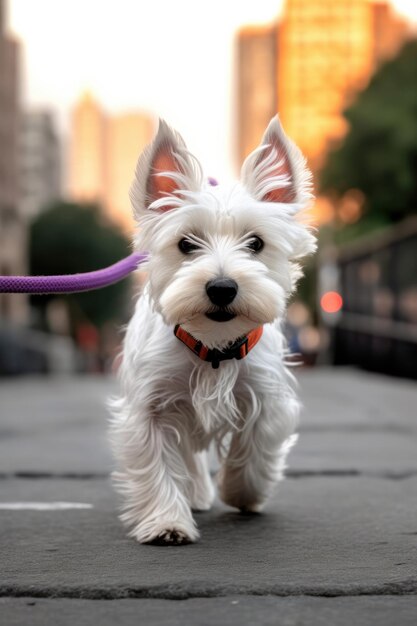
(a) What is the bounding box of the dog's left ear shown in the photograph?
[130,119,202,217]
[241,115,311,206]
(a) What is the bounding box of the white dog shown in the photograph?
[110,116,316,545]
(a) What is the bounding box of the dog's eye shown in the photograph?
[178,238,199,254]
[246,236,264,253]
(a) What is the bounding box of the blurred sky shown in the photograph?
[8,0,417,181]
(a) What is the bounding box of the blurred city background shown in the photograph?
[1,0,416,378]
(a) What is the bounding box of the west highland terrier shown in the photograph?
[110,116,316,545]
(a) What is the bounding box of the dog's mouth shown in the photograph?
[205,309,237,322]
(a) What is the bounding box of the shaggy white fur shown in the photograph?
[109,116,316,545]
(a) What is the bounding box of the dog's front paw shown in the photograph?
[239,503,263,514]
[149,528,194,545]
[218,472,266,513]
[222,494,264,514]
[130,519,199,545]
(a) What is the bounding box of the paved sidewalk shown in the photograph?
[0,369,416,625]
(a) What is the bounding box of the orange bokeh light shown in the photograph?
[321,291,343,314]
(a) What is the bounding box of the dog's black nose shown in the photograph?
[206,278,238,306]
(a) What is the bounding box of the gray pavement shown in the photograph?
[0,368,417,624]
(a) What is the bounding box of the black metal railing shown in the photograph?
[332,218,417,379]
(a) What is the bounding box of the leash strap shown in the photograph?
[0,252,147,294]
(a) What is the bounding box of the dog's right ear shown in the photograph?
[130,120,202,217]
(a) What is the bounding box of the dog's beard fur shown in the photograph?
[110,116,316,545]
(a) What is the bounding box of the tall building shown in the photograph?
[69,92,107,206]
[236,24,278,165]
[278,0,410,168]
[237,0,410,169]
[69,93,155,231]
[105,113,155,228]
[0,0,27,324]
[372,1,410,65]
[19,110,61,219]
[278,0,375,168]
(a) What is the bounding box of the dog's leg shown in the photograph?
[218,404,298,513]
[188,450,215,512]
[113,409,199,545]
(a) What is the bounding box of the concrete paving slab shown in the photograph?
[0,376,116,433]
[1,477,416,597]
[0,424,112,475]
[2,596,417,626]
[292,368,417,474]
[1,370,416,475]
[0,376,114,474]
[291,429,417,474]
[297,368,417,431]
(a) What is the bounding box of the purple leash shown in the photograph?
[0,252,147,294]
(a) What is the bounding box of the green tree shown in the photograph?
[320,40,417,231]
[29,201,132,333]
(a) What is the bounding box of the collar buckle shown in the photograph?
[205,335,249,369]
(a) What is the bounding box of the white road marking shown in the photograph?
[0,502,93,511]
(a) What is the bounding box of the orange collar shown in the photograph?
[174,325,263,369]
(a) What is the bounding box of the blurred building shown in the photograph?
[106,113,155,227]
[69,92,106,207]
[19,110,61,219]
[69,93,155,231]
[279,0,375,168]
[372,0,410,65]
[236,24,278,164]
[278,0,410,168]
[237,0,410,170]
[0,0,27,325]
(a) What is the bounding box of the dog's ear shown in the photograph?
[130,119,202,216]
[241,115,312,206]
